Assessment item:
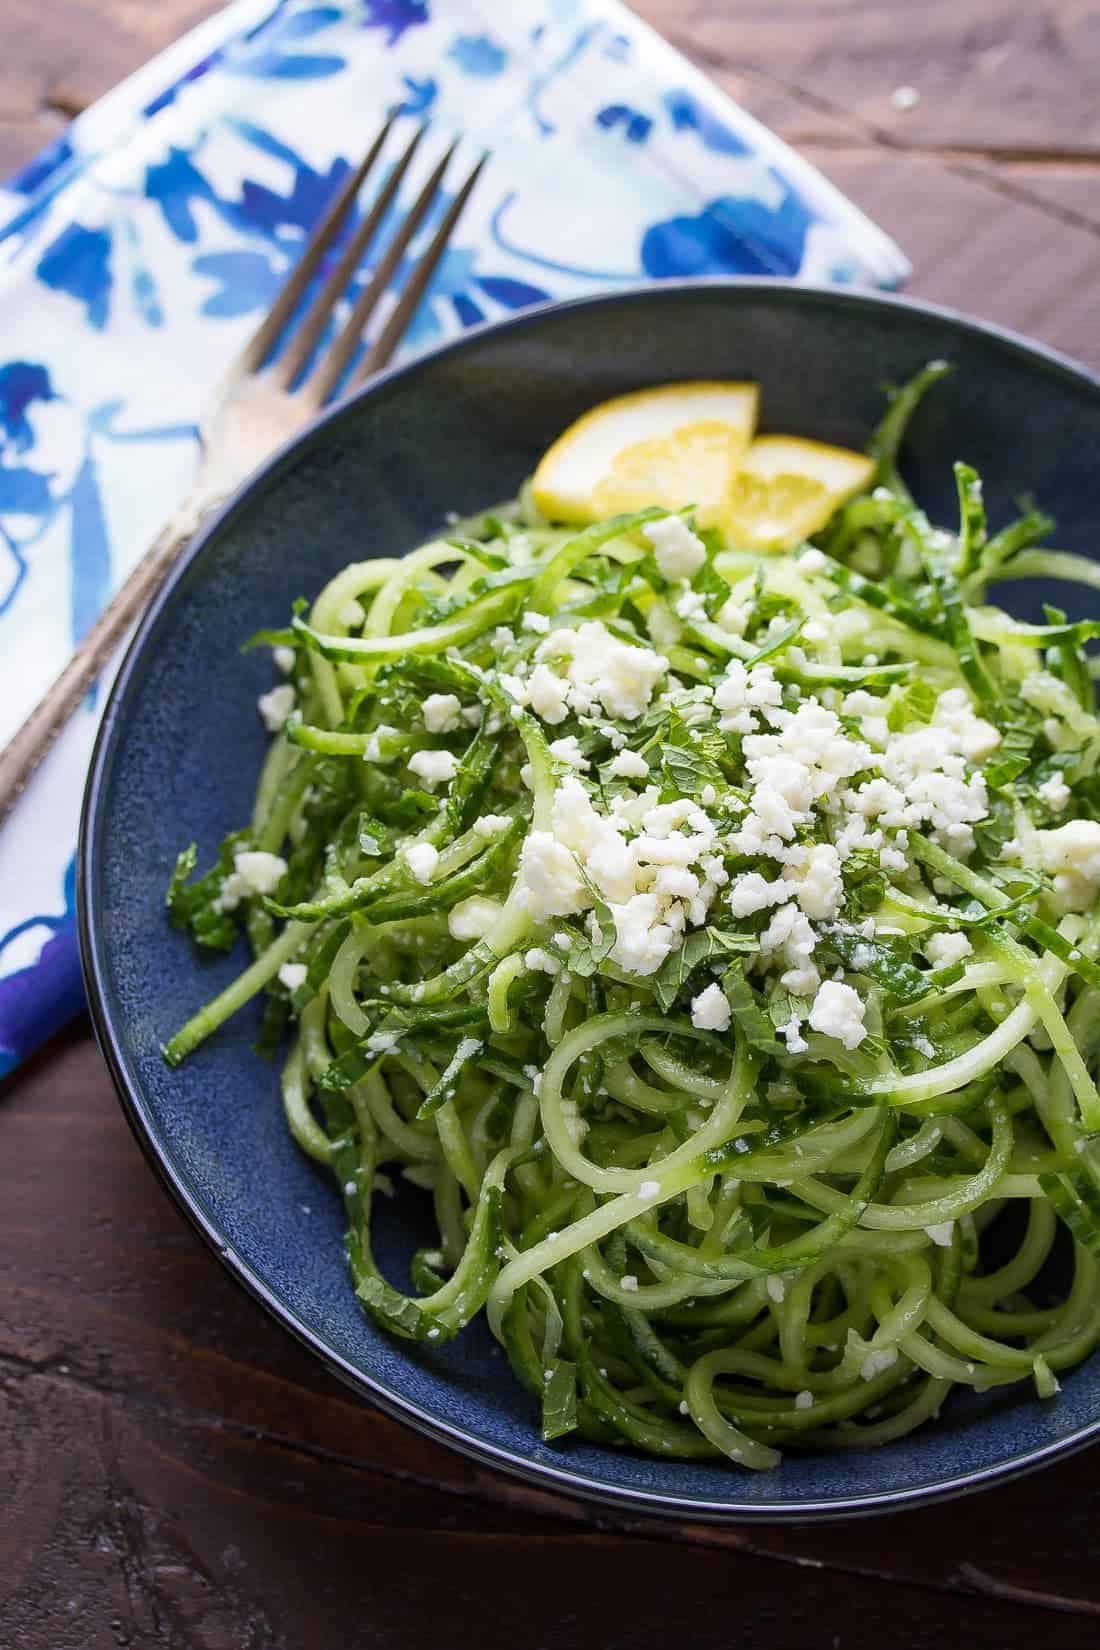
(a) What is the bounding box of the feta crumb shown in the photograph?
[808,980,867,1050]
[700,783,717,807]
[620,1274,640,1293]
[924,930,972,968]
[422,693,462,734]
[448,895,503,940]
[716,597,749,635]
[217,849,287,910]
[798,548,827,575]
[860,1347,899,1381]
[524,946,562,975]
[1038,774,1071,813]
[257,683,295,732]
[535,621,665,722]
[366,1029,401,1055]
[780,1014,809,1055]
[637,1180,661,1201]
[794,1390,814,1411]
[407,749,459,788]
[405,842,439,884]
[474,813,511,838]
[925,1221,955,1248]
[522,610,551,633]
[273,645,295,675]
[643,514,706,579]
[278,962,308,992]
[609,748,650,780]
[766,1276,786,1304]
[691,982,732,1032]
[802,621,828,643]
[518,833,587,919]
[1036,819,1100,911]
[549,735,591,770]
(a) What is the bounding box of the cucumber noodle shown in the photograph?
[164,364,1100,1467]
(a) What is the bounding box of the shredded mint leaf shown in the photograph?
[652,927,755,1013]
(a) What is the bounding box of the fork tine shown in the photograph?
[346,152,488,391]
[222,111,398,387]
[300,138,461,409]
[271,120,430,392]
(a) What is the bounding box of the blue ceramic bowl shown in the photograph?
[80,281,1100,1520]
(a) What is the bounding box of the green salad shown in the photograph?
[165,364,1100,1468]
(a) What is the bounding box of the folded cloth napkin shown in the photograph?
[0,0,907,1079]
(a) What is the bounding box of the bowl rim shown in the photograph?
[79,275,1100,1523]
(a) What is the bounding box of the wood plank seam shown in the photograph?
[665,32,1100,243]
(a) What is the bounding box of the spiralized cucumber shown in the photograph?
[164,368,1100,1466]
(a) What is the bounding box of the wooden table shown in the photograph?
[5,5,1100,1646]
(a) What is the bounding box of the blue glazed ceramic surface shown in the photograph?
[80,281,1100,1519]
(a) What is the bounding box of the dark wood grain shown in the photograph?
[5,2,1100,1646]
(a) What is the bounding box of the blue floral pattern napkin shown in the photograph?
[0,0,907,1078]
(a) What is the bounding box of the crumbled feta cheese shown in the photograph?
[447,895,503,940]
[642,514,706,579]
[405,842,439,884]
[609,748,650,780]
[407,749,459,788]
[474,814,510,839]
[620,1274,640,1293]
[779,1014,809,1055]
[522,609,551,633]
[700,783,717,807]
[524,946,561,975]
[798,548,827,575]
[493,626,514,650]
[535,622,667,723]
[1036,819,1100,911]
[257,683,295,732]
[924,931,972,968]
[422,693,462,733]
[548,735,590,770]
[518,833,587,919]
[366,1029,401,1055]
[794,1390,814,1410]
[218,849,287,910]
[691,982,731,1032]
[933,686,1000,763]
[802,621,828,643]
[925,1221,955,1248]
[339,597,366,629]
[525,662,571,724]
[273,645,295,675]
[761,903,820,998]
[808,980,867,1050]
[714,660,784,734]
[637,1180,661,1201]
[766,1276,786,1303]
[1038,774,1071,813]
[674,587,708,623]
[277,962,307,992]
[860,1347,899,1381]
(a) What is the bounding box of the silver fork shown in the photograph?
[0,114,487,826]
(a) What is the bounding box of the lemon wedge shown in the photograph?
[531,382,759,528]
[721,436,874,551]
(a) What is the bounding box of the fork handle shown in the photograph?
[0,485,219,829]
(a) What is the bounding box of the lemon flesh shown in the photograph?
[721,435,875,551]
[531,382,759,528]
